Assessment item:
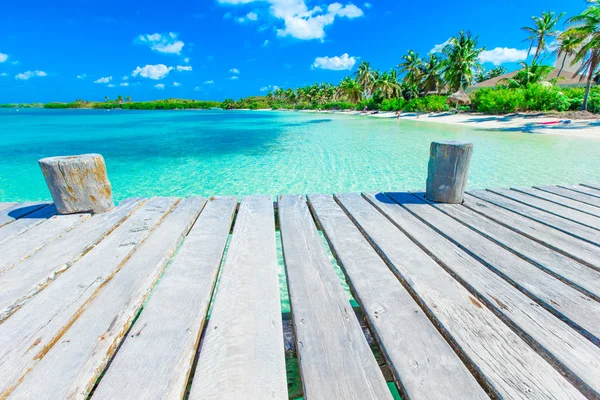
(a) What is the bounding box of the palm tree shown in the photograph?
[562,3,600,110]
[338,77,363,103]
[500,61,554,88]
[522,11,565,63]
[556,33,580,77]
[104,96,109,102]
[442,31,484,92]
[398,50,423,96]
[126,96,132,103]
[354,61,375,96]
[116,95,124,104]
[421,53,444,94]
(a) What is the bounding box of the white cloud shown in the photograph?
[94,76,112,84]
[0,72,7,77]
[107,83,116,88]
[479,47,529,66]
[122,75,129,80]
[173,82,181,87]
[218,0,364,41]
[194,86,202,91]
[230,68,240,74]
[77,74,87,79]
[184,57,190,63]
[431,39,452,53]
[229,76,239,80]
[313,53,356,70]
[176,65,193,71]
[263,39,270,47]
[260,84,280,91]
[0,53,8,63]
[120,82,130,87]
[246,11,258,20]
[363,2,372,8]
[15,70,48,80]
[204,80,214,84]
[155,83,165,89]
[136,32,185,55]
[132,64,173,80]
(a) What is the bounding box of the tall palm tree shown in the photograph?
[104,96,109,102]
[126,96,132,102]
[442,31,484,92]
[421,53,444,94]
[354,61,375,96]
[500,61,554,88]
[522,11,565,63]
[398,50,423,96]
[338,77,363,103]
[562,3,600,110]
[116,95,124,104]
[556,33,580,77]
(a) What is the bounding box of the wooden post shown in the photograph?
[426,141,473,204]
[38,154,114,214]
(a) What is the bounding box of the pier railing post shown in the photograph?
[38,154,115,214]
[425,141,473,204]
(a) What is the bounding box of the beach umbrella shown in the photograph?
[447,90,471,108]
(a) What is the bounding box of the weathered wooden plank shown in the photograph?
[564,184,600,200]
[336,192,583,399]
[279,195,392,400]
[0,202,50,228]
[536,185,600,208]
[0,198,143,322]
[412,192,600,299]
[386,191,600,344]
[94,197,237,400]
[514,187,600,217]
[0,202,18,211]
[368,192,600,397]
[7,197,207,400]
[489,188,600,231]
[579,183,600,193]
[337,195,583,399]
[307,194,487,400]
[0,204,57,245]
[0,197,178,398]
[469,189,600,247]
[0,213,90,276]
[189,196,286,400]
[462,193,600,270]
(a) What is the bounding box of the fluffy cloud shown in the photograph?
[230,68,240,74]
[155,83,165,89]
[0,72,7,77]
[176,65,193,71]
[120,82,130,87]
[313,53,356,70]
[184,57,190,63]
[260,84,280,92]
[136,32,185,55]
[173,82,181,87]
[132,64,173,80]
[246,11,258,20]
[263,39,270,47]
[122,76,129,80]
[0,53,8,63]
[15,70,48,80]
[204,80,214,84]
[229,76,239,80]
[363,2,372,8]
[479,47,529,66]
[94,76,112,84]
[218,0,364,41]
[107,83,116,88]
[77,74,87,79]
[431,39,452,53]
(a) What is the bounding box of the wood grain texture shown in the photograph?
[387,191,600,344]
[536,186,600,208]
[94,197,237,400]
[0,197,178,398]
[0,198,143,322]
[336,192,585,400]
[426,141,473,204]
[370,192,600,398]
[469,189,600,247]
[0,202,50,228]
[39,154,114,214]
[489,188,600,230]
[0,213,90,276]
[189,196,287,400]
[0,205,57,245]
[279,194,392,400]
[413,192,600,298]
[578,183,600,195]
[8,197,206,400]
[514,187,600,217]
[0,202,18,212]
[307,194,487,400]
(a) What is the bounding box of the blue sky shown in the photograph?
[0,0,588,103]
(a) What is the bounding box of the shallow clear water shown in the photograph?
[1,108,599,201]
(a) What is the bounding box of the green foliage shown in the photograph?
[471,88,525,113]
[380,98,406,111]
[403,96,450,112]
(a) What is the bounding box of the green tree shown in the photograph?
[354,61,375,96]
[116,95,124,104]
[500,61,554,88]
[562,3,600,110]
[555,33,580,77]
[421,53,444,94]
[338,77,363,103]
[442,31,485,92]
[104,96,109,102]
[398,50,423,97]
[126,96,131,102]
[522,11,565,63]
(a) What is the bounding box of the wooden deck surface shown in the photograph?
[0,183,599,399]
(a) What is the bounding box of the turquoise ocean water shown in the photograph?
[1,108,599,201]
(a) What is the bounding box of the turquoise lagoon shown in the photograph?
[1,108,599,202]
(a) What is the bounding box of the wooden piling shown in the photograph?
[426,141,473,204]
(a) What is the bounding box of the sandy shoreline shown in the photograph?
[297,109,600,140]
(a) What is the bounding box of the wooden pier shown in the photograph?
[0,183,599,399]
